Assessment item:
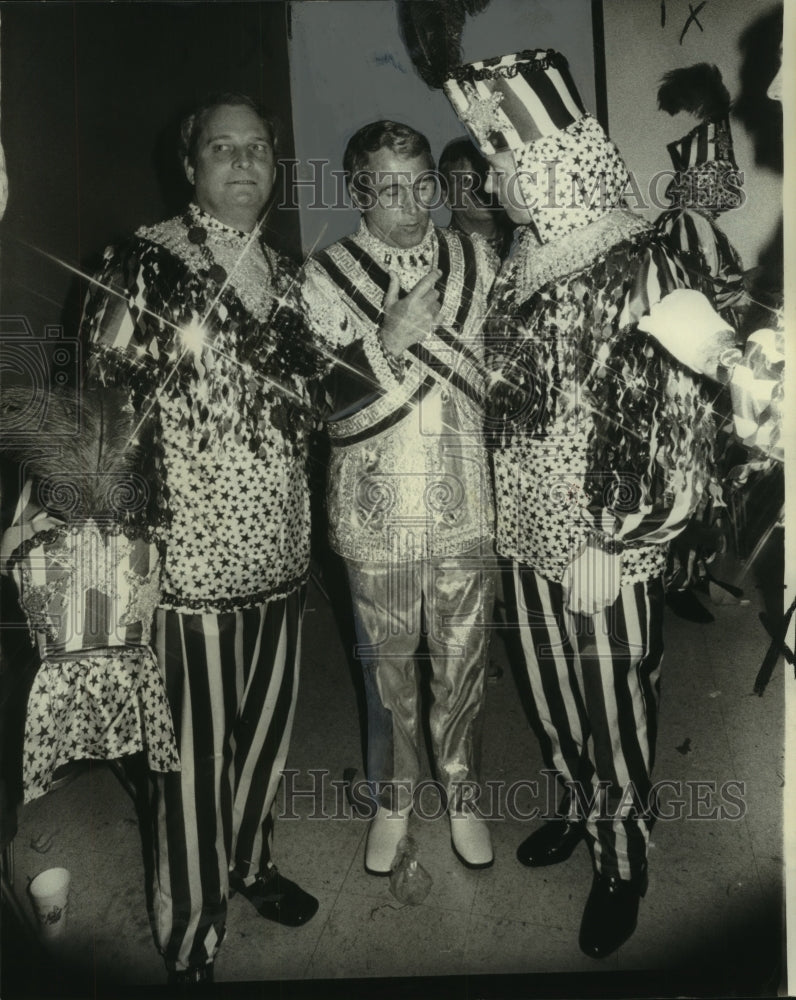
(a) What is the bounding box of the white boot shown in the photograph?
[365,806,410,875]
[450,807,493,869]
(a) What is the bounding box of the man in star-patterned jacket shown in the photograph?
[81,94,320,985]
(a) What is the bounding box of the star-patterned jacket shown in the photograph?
[487,208,717,586]
[84,204,321,613]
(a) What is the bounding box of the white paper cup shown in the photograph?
[29,867,71,939]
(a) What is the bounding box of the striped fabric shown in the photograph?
[444,49,586,155]
[149,591,304,973]
[315,228,477,351]
[667,116,737,171]
[4,491,161,656]
[315,228,486,437]
[611,237,712,546]
[656,208,748,320]
[510,565,664,880]
[617,238,690,333]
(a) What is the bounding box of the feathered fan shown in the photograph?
[657,63,730,121]
[0,386,148,523]
[397,0,492,89]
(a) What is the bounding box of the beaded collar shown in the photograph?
[354,218,438,291]
[180,203,267,285]
[185,202,255,241]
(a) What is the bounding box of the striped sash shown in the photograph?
[314,229,486,445]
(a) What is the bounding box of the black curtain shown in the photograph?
[0,1,300,344]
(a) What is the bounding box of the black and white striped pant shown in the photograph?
[510,564,664,880]
[148,591,303,972]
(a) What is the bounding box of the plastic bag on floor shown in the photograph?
[389,835,432,905]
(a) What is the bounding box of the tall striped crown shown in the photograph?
[667,116,737,171]
[443,49,587,155]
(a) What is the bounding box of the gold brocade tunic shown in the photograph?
[302,222,495,563]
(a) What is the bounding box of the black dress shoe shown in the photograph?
[229,863,319,926]
[167,963,214,988]
[516,818,585,867]
[578,869,648,959]
[665,588,715,623]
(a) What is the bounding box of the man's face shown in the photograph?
[445,159,497,222]
[767,42,783,102]
[185,103,276,230]
[485,150,534,225]
[354,147,436,248]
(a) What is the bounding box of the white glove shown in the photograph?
[637,288,735,379]
[561,544,622,617]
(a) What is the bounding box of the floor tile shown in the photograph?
[305,891,467,980]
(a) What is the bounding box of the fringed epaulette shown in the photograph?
[136,216,182,245]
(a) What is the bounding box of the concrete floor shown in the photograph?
[1,555,786,1000]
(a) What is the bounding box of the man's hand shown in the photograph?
[637,288,735,380]
[379,269,442,357]
[561,543,622,617]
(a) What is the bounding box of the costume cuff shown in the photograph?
[364,323,405,389]
[585,528,625,556]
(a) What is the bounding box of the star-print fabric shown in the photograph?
[83,207,317,612]
[23,647,180,802]
[514,115,631,245]
[5,510,161,656]
[486,213,716,584]
[157,395,310,610]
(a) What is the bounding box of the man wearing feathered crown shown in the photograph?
[655,63,750,331]
[645,47,785,466]
[436,45,736,957]
[640,47,786,699]
[79,93,321,985]
[651,64,751,626]
[301,120,497,875]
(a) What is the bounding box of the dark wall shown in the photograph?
[0,1,299,342]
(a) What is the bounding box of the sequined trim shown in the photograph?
[354,218,438,290]
[159,568,309,615]
[314,227,494,563]
[320,228,481,440]
[327,366,426,440]
[137,206,282,327]
[360,323,403,394]
[500,208,650,303]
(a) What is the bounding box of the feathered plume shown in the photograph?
[461,0,492,14]
[657,63,731,120]
[0,386,148,522]
[398,0,492,89]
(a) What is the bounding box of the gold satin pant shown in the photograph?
[345,547,496,811]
